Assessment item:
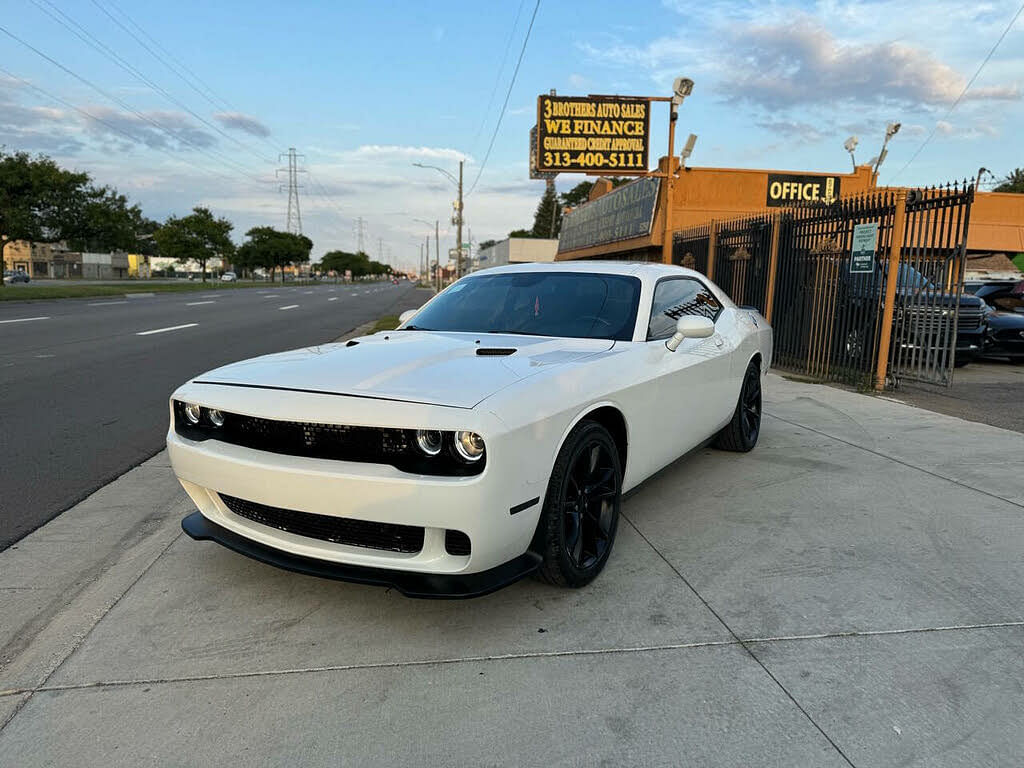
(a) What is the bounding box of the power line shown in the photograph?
[467,0,541,196]
[0,65,238,183]
[28,0,277,165]
[95,0,284,158]
[470,0,527,153]
[891,1,1024,182]
[0,24,268,184]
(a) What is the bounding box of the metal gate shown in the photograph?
[670,182,975,389]
[887,184,975,386]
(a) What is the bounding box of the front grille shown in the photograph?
[173,401,484,477]
[957,308,983,330]
[445,529,471,556]
[220,494,424,553]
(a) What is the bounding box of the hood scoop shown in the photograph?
[476,347,516,356]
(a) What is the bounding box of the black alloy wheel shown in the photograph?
[535,421,622,587]
[714,360,763,452]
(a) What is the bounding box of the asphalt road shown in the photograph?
[0,281,431,548]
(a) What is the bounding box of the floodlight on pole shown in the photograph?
[872,121,902,175]
[680,134,697,168]
[843,135,859,170]
[671,77,694,106]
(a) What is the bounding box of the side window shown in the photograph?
[647,278,722,340]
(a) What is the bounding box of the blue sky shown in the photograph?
[2,0,1022,270]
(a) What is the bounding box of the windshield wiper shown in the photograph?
[486,329,547,336]
[400,324,432,331]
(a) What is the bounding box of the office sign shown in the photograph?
[766,174,840,207]
[558,176,660,252]
[536,95,651,175]
[850,222,879,273]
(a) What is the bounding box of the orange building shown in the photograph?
[556,158,1024,260]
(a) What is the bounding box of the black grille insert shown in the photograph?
[445,529,471,556]
[220,494,424,553]
[173,401,484,477]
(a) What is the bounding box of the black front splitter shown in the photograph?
[181,511,541,599]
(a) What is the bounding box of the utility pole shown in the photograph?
[454,160,464,278]
[277,148,305,235]
[434,220,440,291]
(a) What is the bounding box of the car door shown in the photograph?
[633,277,735,474]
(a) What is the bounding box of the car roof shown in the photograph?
[467,260,707,284]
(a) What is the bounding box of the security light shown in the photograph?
[672,77,694,105]
[886,122,901,138]
[844,135,859,170]
[680,134,698,168]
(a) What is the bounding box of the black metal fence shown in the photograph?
[671,183,975,389]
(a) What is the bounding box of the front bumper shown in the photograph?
[182,511,540,598]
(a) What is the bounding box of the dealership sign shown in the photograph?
[536,95,651,175]
[558,176,661,252]
[766,174,840,207]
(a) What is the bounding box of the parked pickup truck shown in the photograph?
[844,262,985,368]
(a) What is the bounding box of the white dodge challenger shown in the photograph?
[170,262,772,597]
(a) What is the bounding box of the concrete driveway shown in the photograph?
[2,375,1022,767]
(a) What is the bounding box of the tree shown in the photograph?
[559,181,594,208]
[477,239,498,252]
[994,168,1024,194]
[531,183,563,238]
[559,177,630,209]
[0,149,160,259]
[235,227,313,282]
[154,207,235,282]
[508,228,534,238]
[321,249,371,278]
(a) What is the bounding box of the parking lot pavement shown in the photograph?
[2,374,1023,766]
[887,359,1024,435]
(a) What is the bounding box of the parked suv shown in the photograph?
[844,263,984,368]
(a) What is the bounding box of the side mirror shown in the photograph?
[398,309,418,325]
[666,315,714,351]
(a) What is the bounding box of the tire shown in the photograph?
[714,360,762,452]
[535,421,622,588]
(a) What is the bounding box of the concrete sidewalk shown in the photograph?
[2,375,1022,767]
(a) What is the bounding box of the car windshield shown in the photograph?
[406,271,641,341]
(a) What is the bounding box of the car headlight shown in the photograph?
[453,430,485,462]
[415,429,443,456]
[183,402,202,425]
[208,409,225,427]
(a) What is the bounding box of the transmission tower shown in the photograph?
[276,148,306,235]
[354,217,366,254]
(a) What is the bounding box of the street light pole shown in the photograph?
[456,160,464,278]
[434,220,441,291]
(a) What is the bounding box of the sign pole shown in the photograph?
[661,105,677,264]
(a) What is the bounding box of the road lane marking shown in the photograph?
[303,290,314,294]
[328,297,338,302]
[278,304,299,310]
[0,316,49,324]
[89,301,128,306]
[136,323,198,336]
[262,294,279,298]
[186,301,216,306]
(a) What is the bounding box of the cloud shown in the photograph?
[353,145,471,162]
[82,107,218,151]
[723,19,1020,109]
[568,73,588,89]
[214,111,272,138]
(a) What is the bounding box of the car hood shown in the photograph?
[194,331,615,409]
